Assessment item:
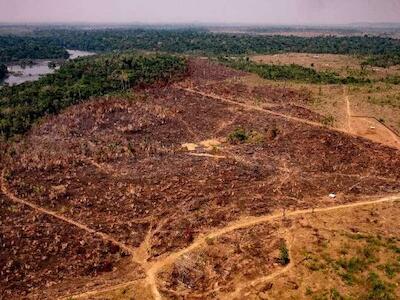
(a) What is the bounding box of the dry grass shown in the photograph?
[349,83,400,134]
[236,201,400,300]
[251,53,400,80]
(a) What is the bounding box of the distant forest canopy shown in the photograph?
[0,64,7,80]
[222,57,400,85]
[0,52,187,138]
[0,36,69,63]
[1,28,400,67]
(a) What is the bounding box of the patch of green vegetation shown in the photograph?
[363,54,400,68]
[321,115,335,126]
[378,262,400,279]
[360,272,396,300]
[220,58,370,85]
[306,286,313,296]
[309,288,348,300]
[330,288,346,300]
[367,94,400,109]
[339,271,358,286]
[10,28,400,60]
[248,131,265,144]
[334,243,380,286]
[228,128,249,144]
[337,257,368,274]
[0,52,187,138]
[0,35,69,63]
[307,259,327,272]
[304,233,399,300]
[387,244,400,255]
[279,241,290,265]
[228,128,268,144]
[347,233,400,256]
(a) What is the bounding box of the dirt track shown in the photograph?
[1,170,137,257]
[3,160,399,300]
[2,59,400,299]
[59,194,400,299]
[182,86,400,150]
[344,87,400,149]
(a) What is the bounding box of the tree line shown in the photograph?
[2,29,400,67]
[0,35,69,63]
[0,64,7,80]
[0,52,187,138]
[220,57,371,85]
[35,29,400,57]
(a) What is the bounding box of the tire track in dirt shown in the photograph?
[60,280,141,300]
[1,169,152,299]
[187,153,226,159]
[145,194,400,300]
[344,86,352,132]
[180,87,400,150]
[180,87,344,133]
[0,169,139,262]
[225,230,295,300]
[344,87,400,149]
[59,194,400,300]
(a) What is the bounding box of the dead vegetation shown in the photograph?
[0,194,138,299]
[247,201,400,300]
[158,223,285,299]
[0,58,400,299]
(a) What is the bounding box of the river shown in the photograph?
[2,50,95,86]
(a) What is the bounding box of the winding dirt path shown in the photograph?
[1,170,136,257]
[61,280,141,300]
[225,230,295,300]
[3,85,400,299]
[181,87,400,150]
[58,192,400,300]
[144,194,400,300]
[344,87,400,149]
[344,86,352,132]
[180,87,349,135]
[3,81,400,299]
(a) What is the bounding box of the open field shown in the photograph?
[232,60,400,145]
[251,53,400,80]
[1,58,400,299]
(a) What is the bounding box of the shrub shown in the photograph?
[362,272,396,300]
[228,128,249,144]
[279,241,290,265]
[321,115,335,126]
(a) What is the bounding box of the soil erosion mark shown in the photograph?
[1,169,136,256]
[144,194,400,300]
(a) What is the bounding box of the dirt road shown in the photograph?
[344,87,400,149]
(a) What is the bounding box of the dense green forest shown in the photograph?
[37,29,400,58]
[0,36,69,63]
[221,58,370,84]
[362,54,400,68]
[0,52,186,138]
[0,64,7,80]
[2,28,400,67]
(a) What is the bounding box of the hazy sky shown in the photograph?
[1,0,400,24]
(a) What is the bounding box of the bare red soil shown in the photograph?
[1,58,400,299]
[158,223,284,299]
[180,72,324,122]
[0,193,138,299]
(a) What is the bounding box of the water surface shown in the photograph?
[2,49,95,86]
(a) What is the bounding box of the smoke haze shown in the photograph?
[0,0,400,24]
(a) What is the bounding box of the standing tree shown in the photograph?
[0,64,7,80]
